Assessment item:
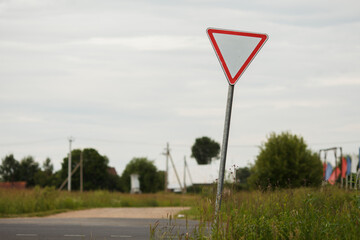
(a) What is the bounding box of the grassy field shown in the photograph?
[178,186,360,239]
[1,186,359,239]
[0,187,199,217]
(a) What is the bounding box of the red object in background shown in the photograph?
[0,181,26,189]
[328,167,341,185]
[323,162,327,178]
[341,157,347,178]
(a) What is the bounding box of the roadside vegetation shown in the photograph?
[0,187,198,218]
[0,185,359,239]
[1,132,359,239]
[159,186,360,239]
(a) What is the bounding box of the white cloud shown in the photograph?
[237,99,332,110]
[75,36,208,51]
[310,76,360,87]
[175,107,223,118]
[335,123,360,132]
[0,0,359,178]
[0,113,44,124]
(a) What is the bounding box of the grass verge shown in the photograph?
[179,186,360,239]
[0,186,199,218]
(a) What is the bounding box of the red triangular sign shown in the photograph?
[207,28,268,85]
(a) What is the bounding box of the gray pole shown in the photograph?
[165,143,169,192]
[169,153,183,191]
[185,158,193,185]
[80,150,83,193]
[215,84,234,217]
[183,156,187,194]
[68,137,74,192]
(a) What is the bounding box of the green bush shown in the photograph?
[191,187,360,239]
[249,132,323,189]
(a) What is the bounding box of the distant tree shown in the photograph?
[60,148,121,191]
[235,166,251,190]
[191,136,220,165]
[236,167,251,184]
[18,156,40,187]
[106,173,123,191]
[51,171,64,188]
[121,157,164,193]
[248,132,323,189]
[43,158,53,175]
[0,154,20,182]
[34,158,55,187]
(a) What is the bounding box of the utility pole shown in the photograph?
[169,152,183,192]
[183,156,194,193]
[68,137,74,192]
[80,150,83,193]
[163,143,169,192]
[183,156,187,194]
[185,157,193,186]
[162,143,183,192]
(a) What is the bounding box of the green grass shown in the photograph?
[2,186,360,239]
[180,186,360,239]
[0,186,199,218]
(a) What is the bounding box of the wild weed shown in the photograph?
[190,186,360,239]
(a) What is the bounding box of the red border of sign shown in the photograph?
[207,28,268,85]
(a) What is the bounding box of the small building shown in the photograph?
[130,174,141,194]
[107,167,118,176]
[0,181,26,189]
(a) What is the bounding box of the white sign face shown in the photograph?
[207,28,268,85]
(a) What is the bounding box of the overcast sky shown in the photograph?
[1,0,359,187]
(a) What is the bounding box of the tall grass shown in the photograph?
[0,187,199,217]
[187,186,360,239]
[2,186,359,239]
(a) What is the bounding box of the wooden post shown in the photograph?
[80,151,83,192]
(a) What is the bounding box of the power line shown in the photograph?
[0,138,64,147]
[0,137,358,149]
[309,140,360,146]
[0,137,191,149]
[78,138,163,147]
[230,144,259,148]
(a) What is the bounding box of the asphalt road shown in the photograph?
[0,217,204,240]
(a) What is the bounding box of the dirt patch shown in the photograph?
[45,207,190,219]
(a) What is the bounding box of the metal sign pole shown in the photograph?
[207,27,268,223]
[215,84,235,217]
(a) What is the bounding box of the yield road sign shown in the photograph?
[207,27,268,220]
[207,28,268,85]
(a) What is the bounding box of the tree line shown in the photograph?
[0,132,326,192]
[0,136,221,192]
[0,148,164,193]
